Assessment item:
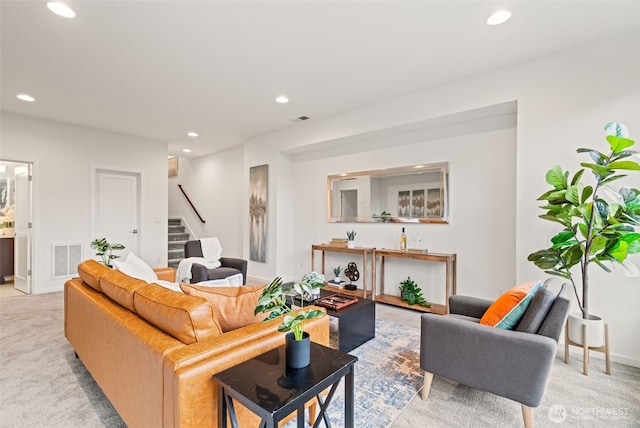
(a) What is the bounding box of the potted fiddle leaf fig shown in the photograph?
[91,238,125,267]
[254,273,325,368]
[528,122,640,347]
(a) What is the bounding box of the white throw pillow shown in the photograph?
[113,252,157,283]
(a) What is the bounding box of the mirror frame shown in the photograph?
[327,162,449,224]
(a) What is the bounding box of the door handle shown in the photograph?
[131,229,138,234]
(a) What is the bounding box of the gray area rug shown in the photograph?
[2,292,639,428]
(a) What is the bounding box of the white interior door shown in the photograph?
[94,170,140,260]
[14,164,32,293]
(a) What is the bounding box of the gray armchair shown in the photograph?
[184,240,247,284]
[420,282,570,428]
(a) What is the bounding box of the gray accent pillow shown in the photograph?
[515,284,556,333]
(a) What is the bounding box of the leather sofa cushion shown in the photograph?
[77,259,111,292]
[100,269,147,312]
[180,284,266,332]
[134,283,222,344]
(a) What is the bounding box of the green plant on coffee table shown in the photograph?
[346,230,357,241]
[254,272,325,341]
[90,238,125,267]
[399,276,431,308]
[528,122,640,319]
[332,266,341,277]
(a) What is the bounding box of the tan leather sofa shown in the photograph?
[64,259,329,428]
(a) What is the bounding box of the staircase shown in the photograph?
[168,218,190,269]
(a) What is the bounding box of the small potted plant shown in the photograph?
[332,266,342,283]
[91,238,125,267]
[254,273,326,368]
[346,230,357,248]
[399,277,431,308]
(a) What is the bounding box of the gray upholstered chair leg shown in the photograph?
[421,371,434,400]
[522,404,533,428]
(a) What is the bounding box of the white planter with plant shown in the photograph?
[346,230,357,248]
[528,122,640,347]
[332,266,342,282]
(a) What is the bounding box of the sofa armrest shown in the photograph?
[449,294,492,318]
[220,257,248,283]
[420,313,557,407]
[153,267,176,282]
[162,309,329,427]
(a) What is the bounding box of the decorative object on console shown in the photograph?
[346,230,357,248]
[90,237,125,267]
[329,238,348,247]
[254,273,325,368]
[527,122,639,374]
[399,277,431,308]
[343,262,359,291]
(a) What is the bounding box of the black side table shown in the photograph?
[214,342,358,428]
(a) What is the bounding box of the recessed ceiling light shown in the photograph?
[182,149,192,153]
[187,132,198,138]
[275,96,289,104]
[17,94,35,102]
[487,10,511,26]
[47,2,76,18]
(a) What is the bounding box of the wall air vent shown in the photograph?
[292,116,310,123]
[53,243,83,278]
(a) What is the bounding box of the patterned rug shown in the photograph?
[285,318,423,428]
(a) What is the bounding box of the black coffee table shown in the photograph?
[214,342,358,428]
[317,289,375,353]
[286,288,376,353]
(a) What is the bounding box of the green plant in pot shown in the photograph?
[91,238,125,267]
[332,266,342,282]
[254,272,325,368]
[346,230,357,248]
[399,276,431,308]
[528,122,640,348]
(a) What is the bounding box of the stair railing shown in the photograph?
[177,184,205,224]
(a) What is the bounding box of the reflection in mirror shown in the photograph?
[327,162,449,224]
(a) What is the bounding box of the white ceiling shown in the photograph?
[1,1,639,159]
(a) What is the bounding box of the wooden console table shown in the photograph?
[311,244,375,299]
[375,249,456,315]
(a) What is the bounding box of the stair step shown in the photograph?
[168,241,186,250]
[168,260,180,269]
[169,225,185,233]
[168,250,184,258]
[168,218,182,225]
[169,233,189,241]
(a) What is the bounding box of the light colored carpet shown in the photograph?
[2,292,639,428]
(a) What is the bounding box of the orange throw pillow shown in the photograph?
[479,281,542,330]
[180,284,266,332]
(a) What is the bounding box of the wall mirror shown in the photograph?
[327,162,449,224]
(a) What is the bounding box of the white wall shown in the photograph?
[239,32,640,365]
[168,147,244,258]
[174,32,640,365]
[0,112,168,293]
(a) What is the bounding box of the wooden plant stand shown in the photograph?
[564,320,611,376]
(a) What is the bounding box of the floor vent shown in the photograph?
[53,243,83,278]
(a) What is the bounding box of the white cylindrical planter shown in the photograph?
[567,313,605,348]
[347,240,355,249]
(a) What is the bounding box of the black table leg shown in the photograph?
[218,385,227,428]
[345,366,355,428]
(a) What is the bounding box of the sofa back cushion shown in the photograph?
[77,259,111,292]
[99,269,148,312]
[134,283,222,344]
[180,284,266,332]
